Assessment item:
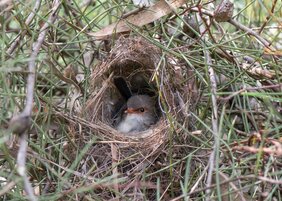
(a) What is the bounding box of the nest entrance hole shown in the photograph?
[106,62,162,132]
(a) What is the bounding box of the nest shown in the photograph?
[69,37,198,199]
[82,37,175,156]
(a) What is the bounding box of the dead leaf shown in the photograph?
[241,62,275,79]
[89,0,186,40]
[264,47,282,56]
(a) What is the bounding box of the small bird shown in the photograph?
[117,94,157,134]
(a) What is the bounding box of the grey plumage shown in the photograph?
[117,95,156,134]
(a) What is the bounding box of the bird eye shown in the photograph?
[139,108,145,112]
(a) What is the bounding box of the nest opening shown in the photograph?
[107,63,162,135]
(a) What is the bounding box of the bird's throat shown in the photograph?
[117,113,148,133]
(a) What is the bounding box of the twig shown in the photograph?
[24,0,60,115]
[17,134,37,201]
[228,19,275,51]
[189,7,276,51]
[219,83,282,102]
[111,143,120,201]
[233,139,282,157]
[9,1,61,201]
[218,172,247,201]
[258,0,278,34]
[189,164,209,195]
[6,0,41,55]
[121,7,144,18]
[171,174,282,201]
[0,177,20,197]
[196,7,219,201]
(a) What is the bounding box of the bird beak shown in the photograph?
[125,108,135,114]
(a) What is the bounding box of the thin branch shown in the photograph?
[196,8,219,201]
[189,7,276,51]
[228,19,274,51]
[258,0,278,34]
[17,134,37,201]
[9,1,61,201]
[6,0,41,55]
[111,143,120,200]
[24,0,60,115]
[219,84,282,102]
[171,174,282,201]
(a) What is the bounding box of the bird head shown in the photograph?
[125,95,156,117]
[117,95,157,133]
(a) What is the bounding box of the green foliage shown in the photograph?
[0,0,281,200]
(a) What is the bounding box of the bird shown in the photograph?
[116,94,157,134]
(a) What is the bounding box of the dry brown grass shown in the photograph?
[65,36,198,200]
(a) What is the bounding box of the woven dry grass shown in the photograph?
[67,36,198,199]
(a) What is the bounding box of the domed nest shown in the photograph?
[68,36,198,199]
[82,37,177,156]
